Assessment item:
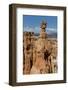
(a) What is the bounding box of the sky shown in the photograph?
[23,15,57,34]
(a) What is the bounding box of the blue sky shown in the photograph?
[23,15,57,34]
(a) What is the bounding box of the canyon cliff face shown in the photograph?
[23,21,57,74]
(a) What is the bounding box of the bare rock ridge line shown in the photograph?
[23,21,57,74]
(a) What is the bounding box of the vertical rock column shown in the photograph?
[23,32,31,74]
[24,51,31,74]
[23,32,35,74]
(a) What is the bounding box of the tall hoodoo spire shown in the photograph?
[40,21,47,32]
[40,21,47,39]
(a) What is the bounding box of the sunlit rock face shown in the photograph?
[23,21,57,75]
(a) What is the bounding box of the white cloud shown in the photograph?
[24,26,57,34]
[34,26,40,33]
[24,26,34,32]
[46,28,57,33]
[24,26,40,33]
